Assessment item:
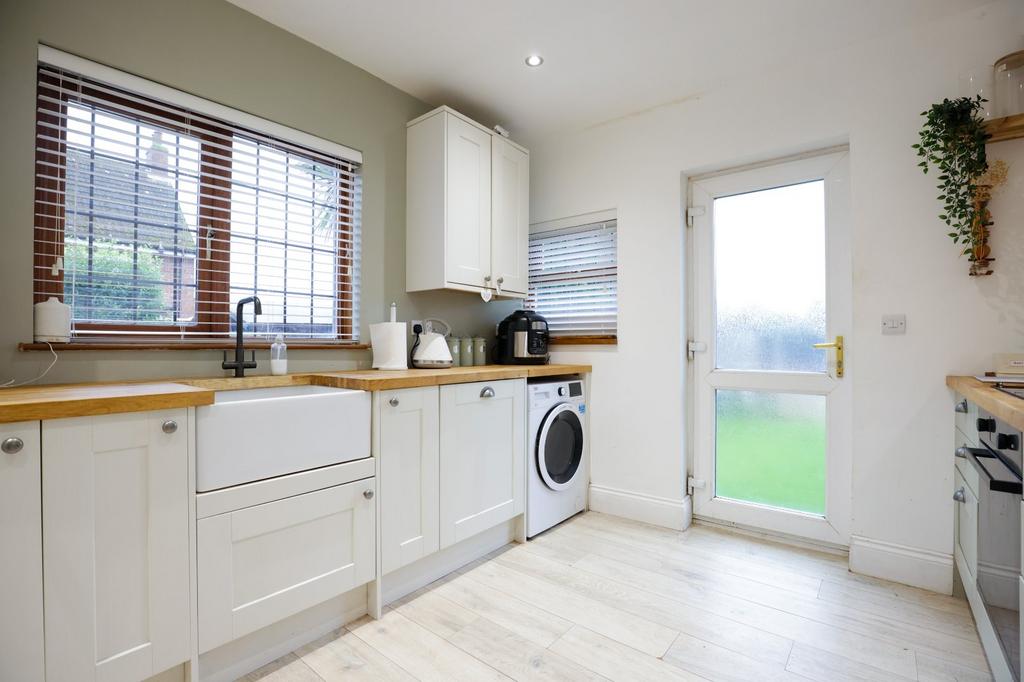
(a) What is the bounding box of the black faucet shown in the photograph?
[222,296,262,377]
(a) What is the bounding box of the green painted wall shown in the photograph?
[0,0,517,384]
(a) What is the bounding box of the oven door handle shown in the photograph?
[966,447,1024,495]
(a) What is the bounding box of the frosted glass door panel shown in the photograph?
[714,181,825,372]
[715,390,826,515]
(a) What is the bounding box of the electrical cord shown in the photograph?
[2,342,58,388]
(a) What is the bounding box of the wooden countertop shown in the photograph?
[0,382,216,424]
[947,376,1024,432]
[0,364,590,424]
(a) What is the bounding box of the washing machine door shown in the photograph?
[536,402,585,491]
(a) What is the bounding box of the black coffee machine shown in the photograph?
[495,310,550,365]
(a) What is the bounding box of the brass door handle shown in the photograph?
[812,335,844,378]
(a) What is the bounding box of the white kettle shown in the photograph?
[411,319,453,369]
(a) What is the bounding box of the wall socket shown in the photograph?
[881,314,906,335]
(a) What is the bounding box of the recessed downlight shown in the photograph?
[525,54,544,67]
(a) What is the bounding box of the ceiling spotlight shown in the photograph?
[525,55,544,67]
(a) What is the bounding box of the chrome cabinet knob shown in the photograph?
[161,420,178,434]
[389,397,400,407]
[955,446,969,458]
[480,386,496,398]
[497,277,504,285]
[484,275,492,283]
[953,487,966,503]
[1,437,24,455]
[955,400,969,414]
[363,489,374,500]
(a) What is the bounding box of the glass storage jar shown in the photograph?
[995,50,1024,118]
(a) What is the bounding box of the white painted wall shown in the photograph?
[528,1,1024,588]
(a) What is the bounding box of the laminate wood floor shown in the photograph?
[243,512,991,682]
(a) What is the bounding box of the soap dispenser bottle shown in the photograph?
[270,334,288,375]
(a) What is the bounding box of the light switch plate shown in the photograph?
[881,314,906,335]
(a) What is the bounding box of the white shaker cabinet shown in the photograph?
[42,410,190,682]
[379,387,440,574]
[0,421,44,682]
[490,135,530,296]
[406,106,528,298]
[197,476,376,653]
[439,379,525,548]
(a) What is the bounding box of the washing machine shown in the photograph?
[527,376,587,538]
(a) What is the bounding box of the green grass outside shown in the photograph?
[715,413,826,515]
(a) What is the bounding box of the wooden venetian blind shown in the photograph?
[526,219,618,336]
[34,50,362,341]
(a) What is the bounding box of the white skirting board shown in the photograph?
[588,484,692,531]
[848,534,954,594]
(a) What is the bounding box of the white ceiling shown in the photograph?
[228,0,989,141]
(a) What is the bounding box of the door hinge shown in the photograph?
[687,476,706,496]
[686,206,706,227]
[687,340,707,360]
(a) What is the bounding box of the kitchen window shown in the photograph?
[33,49,362,341]
[526,215,617,342]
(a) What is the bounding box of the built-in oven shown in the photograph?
[962,408,1022,678]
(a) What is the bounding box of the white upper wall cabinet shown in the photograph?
[406,106,528,298]
[491,136,530,296]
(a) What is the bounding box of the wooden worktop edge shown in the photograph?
[0,384,215,424]
[947,375,1024,432]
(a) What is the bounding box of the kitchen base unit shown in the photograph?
[951,387,1023,682]
[196,458,377,654]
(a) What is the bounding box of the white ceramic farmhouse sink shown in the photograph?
[195,385,370,492]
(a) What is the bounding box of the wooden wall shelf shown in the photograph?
[985,113,1024,143]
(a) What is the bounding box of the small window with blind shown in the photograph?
[526,216,617,342]
[34,52,361,342]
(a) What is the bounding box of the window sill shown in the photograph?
[19,341,371,352]
[548,335,617,346]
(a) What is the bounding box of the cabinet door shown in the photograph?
[197,478,375,653]
[445,113,492,289]
[0,422,44,682]
[43,410,190,682]
[440,379,525,548]
[491,136,529,296]
[955,468,978,580]
[380,387,440,574]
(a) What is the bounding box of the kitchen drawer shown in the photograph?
[955,468,979,581]
[197,477,376,653]
[955,445,981,497]
[956,425,979,449]
[955,395,979,445]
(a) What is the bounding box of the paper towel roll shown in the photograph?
[370,322,408,370]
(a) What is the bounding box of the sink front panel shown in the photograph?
[196,388,370,491]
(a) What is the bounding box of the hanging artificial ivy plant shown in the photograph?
[913,95,994,274]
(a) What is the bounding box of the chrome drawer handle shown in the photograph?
[389,397,400,407]
[955,400,969,414]
[955,446,968,458]
[161,420,178,434]
[953,487,966,503]
[480,387,495,398]
[363,489,374,500]
[1,437,24,455]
